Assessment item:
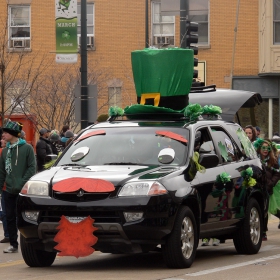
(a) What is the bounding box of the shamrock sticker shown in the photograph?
[58,0,71,12]
[236,128,255,158]
[62,31,70,40]
[218,141,228,162]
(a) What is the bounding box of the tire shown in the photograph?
[20,234,57,267]
[233,198,263,254]
[162,206,198,268]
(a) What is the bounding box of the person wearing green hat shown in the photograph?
[0,119,36,253]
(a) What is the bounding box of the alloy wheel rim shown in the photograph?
[250,207,260,245]
[181,217,194,259]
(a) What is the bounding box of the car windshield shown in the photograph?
[57,126,189,166]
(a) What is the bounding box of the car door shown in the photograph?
[209,123,263,226]
[223,123,262,222]
[191,126,227,230]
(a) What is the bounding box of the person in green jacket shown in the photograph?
[0,119,36,253]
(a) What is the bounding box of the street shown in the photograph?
[0,217,279,280]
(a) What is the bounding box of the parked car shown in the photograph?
[17,88,268,268]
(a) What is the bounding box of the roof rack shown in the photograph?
[108,112,185,122]
[198,114,222,121]
[108,112,222,122]
[190,84,216,93]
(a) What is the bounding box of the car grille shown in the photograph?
[53,191,111,202]
[40,210,121,223]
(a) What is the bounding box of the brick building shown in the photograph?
[0,0,280,136]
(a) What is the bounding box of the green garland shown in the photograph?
[108,103,223,121]
[203,104,222,115]
[44,152,62,169]
[260,156,280,173]
[240,167,256,188]
[192,152,206,173]
[184,103,203,120]
[108,106,124,117]
[216,172,231,184]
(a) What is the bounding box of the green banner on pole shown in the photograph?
[55,0,78,55]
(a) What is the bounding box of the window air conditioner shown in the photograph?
[155,36,170,45]
[87,35,94,47]
[78,35,94,47]
[13,39,25,48]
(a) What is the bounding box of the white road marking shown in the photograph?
[186,254,280,276]
[163,279,186,280]
[259,245,280,252]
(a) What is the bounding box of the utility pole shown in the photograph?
[145,0,149,48]
[0,63,4,126]
[80,0,88,129]
[180,0,189,48]
[230,0,240,89]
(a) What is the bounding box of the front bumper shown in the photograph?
[17,194,178,253]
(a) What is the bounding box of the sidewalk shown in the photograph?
[268,214,279,223]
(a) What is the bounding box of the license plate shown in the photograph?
[66,216,86,223]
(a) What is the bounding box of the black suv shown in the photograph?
[17,94,268,269]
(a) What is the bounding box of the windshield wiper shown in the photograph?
[104,162,142,165]
[60,163,88,167]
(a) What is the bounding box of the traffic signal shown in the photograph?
[193,57,198,79]
[186,21,198,50]
[186,21,199,84]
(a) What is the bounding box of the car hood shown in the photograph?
[31,165,179,187]
[189,88,262,121]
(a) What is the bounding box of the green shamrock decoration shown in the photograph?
[62,31,70,40]
[218,141,228,162]
[58,0,71,11]
[236,128,255,158]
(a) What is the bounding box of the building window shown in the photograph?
[189,0,209,46]
[274,0,280,44]
[77,3,95,48]
[6,87,30,114]
[151,1,175,47]
[8,5,31,49]
[10,96,25,113]
[108,87,122,107]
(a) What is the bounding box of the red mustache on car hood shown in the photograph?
[52,177,115,193]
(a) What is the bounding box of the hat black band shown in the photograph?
[3,128,20,137]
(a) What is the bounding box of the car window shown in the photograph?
[194,127,215,154]
[226,123,257,159]
[210,127,241,164]
[56,127,189,166]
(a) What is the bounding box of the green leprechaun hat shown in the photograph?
[131,48,194,110]
[2,119,23,138]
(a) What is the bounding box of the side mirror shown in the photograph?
[199,141,214,153]
[199,153,219,169]
[45,154,58,162]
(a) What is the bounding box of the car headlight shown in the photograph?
[118,181,168,197]
[21,181,49,197]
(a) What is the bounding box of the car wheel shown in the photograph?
[20,234,56,267]
[233,198,263,254]
[162,206,198,268]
